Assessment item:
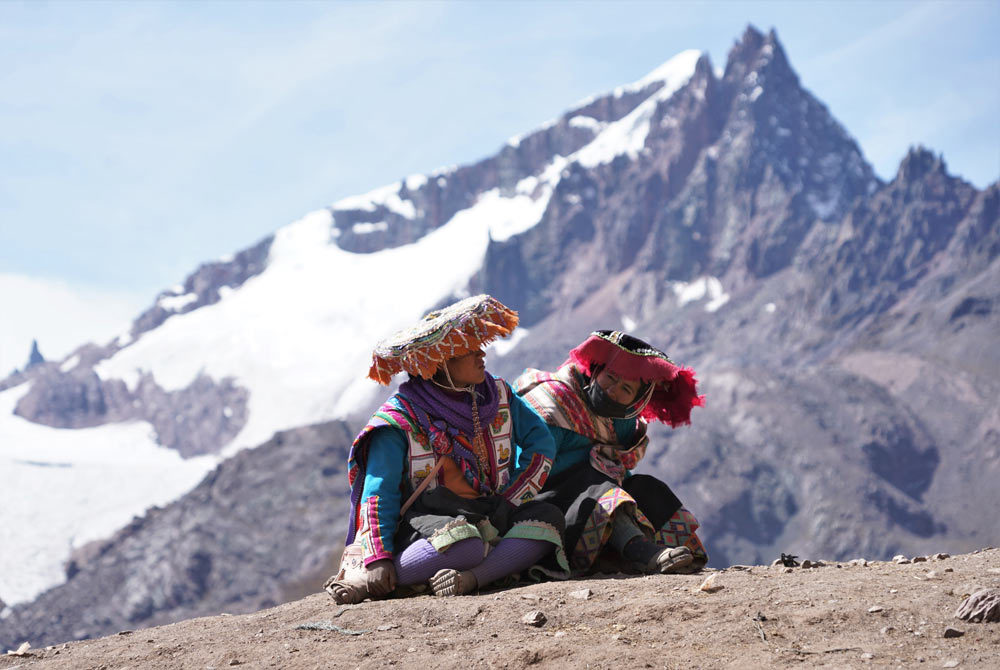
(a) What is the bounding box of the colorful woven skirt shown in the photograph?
[542,462,708,574]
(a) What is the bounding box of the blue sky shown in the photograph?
[1,0,998,375]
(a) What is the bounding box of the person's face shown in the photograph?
[594,369,640,405]
[444,348,486,386]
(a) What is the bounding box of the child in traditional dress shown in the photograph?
[515,330,708,575]
[326,296,567,603]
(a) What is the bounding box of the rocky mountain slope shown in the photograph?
[1,25,997,649]
[3,549,998,669]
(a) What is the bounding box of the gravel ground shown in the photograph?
[3,548,998,670]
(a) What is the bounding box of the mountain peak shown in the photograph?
[25,339,45,370]
[723,25,797,89]
[897,145,949,183]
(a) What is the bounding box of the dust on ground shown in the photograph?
[3,549,998,670]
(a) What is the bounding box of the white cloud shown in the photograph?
[0,273,146,377]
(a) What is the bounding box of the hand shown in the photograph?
[365,559,397,598]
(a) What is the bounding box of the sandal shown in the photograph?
[323,574,369,605]
[429,569,478,597]
[650,546,694,574]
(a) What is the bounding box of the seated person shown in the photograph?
[515,330,707,575]
[326,295,568,603]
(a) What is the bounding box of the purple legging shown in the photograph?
[394,538,485,585]
[469,537,551,588]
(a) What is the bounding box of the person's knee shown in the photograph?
[447,537,487,570]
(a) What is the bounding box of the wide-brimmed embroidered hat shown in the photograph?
[368,294,519,384]
[567,329,705,426]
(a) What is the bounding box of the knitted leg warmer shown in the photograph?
[394,538,485,585]
[469,537,551,589]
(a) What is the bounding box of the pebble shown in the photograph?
[553,631,566,638]
[849,558,868,567]
[942,661,959,668]
[522,611,547,627]
[861,652,874,659]
[520,593,541,601]
[943,627,965,638]
[569,588,592,600]
[933,553,951,560]
[868,606,884,613]
[912,555,928,563]
[407,647,416,653]
[783,567,794,573]
[696,573,723,593]
[893,555,911,564]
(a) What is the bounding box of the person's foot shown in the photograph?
[429,568,478,596]
[324,576,368,604]
[650,546,694,574]
[623,537,694,574]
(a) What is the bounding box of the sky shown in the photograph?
[1,0,998,376]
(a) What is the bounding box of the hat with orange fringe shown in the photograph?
[368,294,519,385]
[567,329,705,427]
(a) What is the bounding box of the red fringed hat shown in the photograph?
[567,329,705,427]
[368,294,519,385]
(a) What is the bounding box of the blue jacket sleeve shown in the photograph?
[501,387,556,504]
[358,427,407,563]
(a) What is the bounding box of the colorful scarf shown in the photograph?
[397,374,499,440]
[516,363,648,481]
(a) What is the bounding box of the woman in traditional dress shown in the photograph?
[326,295,568,604]
[515,330,707,575]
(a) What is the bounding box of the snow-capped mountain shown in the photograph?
[2,26,997,648]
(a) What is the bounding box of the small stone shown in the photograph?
[868,606,884,613]
[861,652,874,659]
[880,626,894,635]
[912,555,928,563]
[942,661,959,668]
[943,627,964,638]
[554,631,566,638]
[925,571,939,579]
[800,559,813,568]
[771,558,784,567]
[520,593,541,600]
[522,611,547,627]
[849,558,868,567]
[376,624,399,631]
[783,567,794,573]
[944,567,954,572]
[228,660,242,667]
[7,642,31,657]
[933,553,951,560]
[893,555,911,564]
[407,647,416,653]
[569,588,592,600]
[696,573,723,593]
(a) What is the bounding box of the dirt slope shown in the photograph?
[3,549,998,670]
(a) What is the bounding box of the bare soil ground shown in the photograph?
[3,549,998,670]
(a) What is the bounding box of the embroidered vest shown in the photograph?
[405,380,514,494]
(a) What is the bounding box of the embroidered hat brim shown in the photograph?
[567,330,705,427]
[368,294,519,384]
